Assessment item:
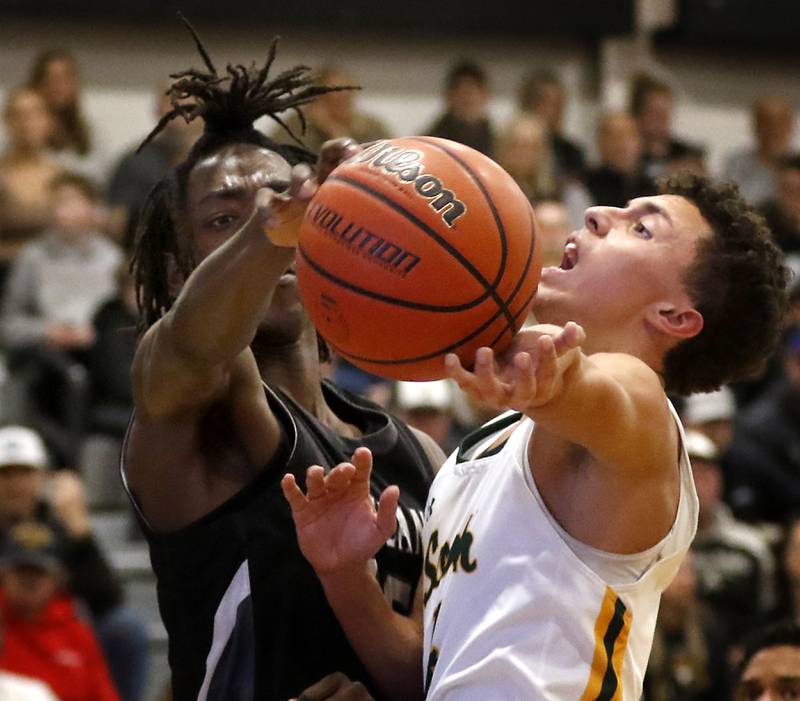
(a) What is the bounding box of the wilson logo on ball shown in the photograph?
[352,141,467,227]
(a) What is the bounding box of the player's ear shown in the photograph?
[646,302,704,341]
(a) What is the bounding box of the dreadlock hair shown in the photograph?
[131,16,354,366]
[659,173,790,395]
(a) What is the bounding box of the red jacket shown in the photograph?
[0,591,121,701]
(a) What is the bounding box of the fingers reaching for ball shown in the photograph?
[445,322,586,413]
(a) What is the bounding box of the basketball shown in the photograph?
[296,136,542,381]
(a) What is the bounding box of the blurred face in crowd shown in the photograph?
[532,81,565,132]
[778,166,800,222]
[658,554,697,628]
[597,112,642,175]
[637,88,673,144]
[534,200,571,268]
[754,98,794,160]
[447,76,489,123]
[154,88,202,150]
[0,466,43,528]
[3,89,53,153]
[316,69,355,125]
[498,115,547,182]
[736,645,800,701]
[51,184,96,240]
[686,419,732,454]
[38,56,79,111]
[1,564,60,619]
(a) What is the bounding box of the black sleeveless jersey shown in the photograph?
[124,381,433,701]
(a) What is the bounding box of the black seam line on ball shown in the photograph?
[406,136,515,336]
[327,172,515,329]
[326,293,512,367]
[298,242,490,313]
[487,205,538,348]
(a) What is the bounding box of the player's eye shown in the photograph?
[633,221,653,239]
[208,213,238,229]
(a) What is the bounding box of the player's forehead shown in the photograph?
[188,143,292,205]
[742,646,800,680]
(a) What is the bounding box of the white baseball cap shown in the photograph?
[683,387,736,425]
[395,380,453,412]
[684,430,719,463]
[0,426,48,470]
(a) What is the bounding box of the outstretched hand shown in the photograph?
[262,138,362,247]
[281,447,399,576]
[445,322,586,414]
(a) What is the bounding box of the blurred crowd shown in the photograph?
[0,47,797,701]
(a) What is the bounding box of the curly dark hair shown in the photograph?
[660,174,790,395]
[131,15,351,338]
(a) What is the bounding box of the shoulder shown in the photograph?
[408,426,448,474]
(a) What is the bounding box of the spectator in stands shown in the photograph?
[0,519,121,701]
[629,73,695,180]
[760,155,800,268]
[87,263,137,440]
[0,171,121,356]
[724,96,795,206]
[663,144,708,179]
[562,111,654,228]
[0,426,147,701]
[643,553,728,701]
[496,114,558,203]
[393,380,456,453]
[0,171,121,456]
[0,88,60,277]
[517,69,585,181]
[106,84,201,248]
[28,49,105,183]
[426,60,494,157]
[687,430,776,645]
[273,66,390,153]
[734,621,800,701]
[682,386,736,454]
[533,200,572,268]
[773,514,800,625]
[726,321,800,524]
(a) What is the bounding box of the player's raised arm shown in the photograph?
[445,323,676,474]
[281,449,425,701]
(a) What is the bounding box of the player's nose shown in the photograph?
[584,206,619,238]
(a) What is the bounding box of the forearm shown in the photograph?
[319,565,424,701]
[167,217,294,367]
[524,352,664,467]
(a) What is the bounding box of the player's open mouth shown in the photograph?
[279,265,297,283]
[559,242,578,270]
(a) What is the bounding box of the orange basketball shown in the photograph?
[296,136,542,381]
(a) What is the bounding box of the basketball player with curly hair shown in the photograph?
[122,20,443,701]
[283,176,789,700]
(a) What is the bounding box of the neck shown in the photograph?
[251,324,330,420]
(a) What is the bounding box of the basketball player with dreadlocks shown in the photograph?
[122,22,443,701]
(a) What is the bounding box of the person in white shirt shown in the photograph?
[282,174,789,700]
